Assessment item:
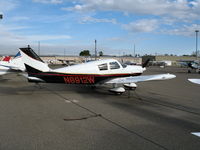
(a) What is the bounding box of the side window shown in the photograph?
[110,62,120,70]
[98,63,108,71]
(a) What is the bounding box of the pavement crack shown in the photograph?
[46,87,169,150]
[63,114,102,121]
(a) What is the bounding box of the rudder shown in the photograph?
[19,46,50,73]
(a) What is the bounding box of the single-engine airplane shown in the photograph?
[0,52,25,75]
[19,46,176,94]
[178,60,200,73]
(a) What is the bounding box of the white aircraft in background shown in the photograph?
[186,61,200,73]
[19,46,176,94]
[0,52,25,75]
[1,56,11,62]
[188,79,200,85]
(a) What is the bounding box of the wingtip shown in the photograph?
[188,79,200,85]
[166,73,176,79]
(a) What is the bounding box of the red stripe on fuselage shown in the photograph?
[29,72,141,77]
[28,72,142,84]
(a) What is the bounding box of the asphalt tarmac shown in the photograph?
[0,66,200,150]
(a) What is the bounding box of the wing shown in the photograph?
[188,79,200,85]
[105,73,176,84]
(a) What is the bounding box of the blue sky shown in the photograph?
[0,0,200,56]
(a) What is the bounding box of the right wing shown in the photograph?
[105,73,176,84]
[188,79,200,85]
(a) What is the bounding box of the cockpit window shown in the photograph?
[109,61,120,70]
[98,63,108,71]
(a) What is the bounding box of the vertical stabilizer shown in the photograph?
[9,52,25,71]
[2,56,11,62]
[19,46,50,72]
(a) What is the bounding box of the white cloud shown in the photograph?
[0,0,17,12]
[62,0,200,21]
[27,35,71,41]
[11,16,30,21]
[0,24,71,54]
[32,0,63,4]
[0,24,30,31]
[64,0,200,35]
[80,16,117,24]
[123,19,159,33]
[161,24,200,37]
[122,18,200,36]
[0,34,72,55]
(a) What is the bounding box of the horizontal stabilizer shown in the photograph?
[105,73,176,84]
[0,70,8,75]
[27,76,45,82]
[20,73,44,82]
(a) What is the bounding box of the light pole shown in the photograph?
[195,30,199,60]
[94,39,97,60]
[38,41,40,56]
[1,14,3,53]
[64,49,66,60]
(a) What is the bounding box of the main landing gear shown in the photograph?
[108,83,137,95]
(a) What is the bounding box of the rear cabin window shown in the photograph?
[110,62,120,70]
[98,63,108,71]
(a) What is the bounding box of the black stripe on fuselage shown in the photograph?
[28,71,142,84]
[25,63,142,84]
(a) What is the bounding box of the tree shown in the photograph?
[99,51,103,56]
[79,50,91,56]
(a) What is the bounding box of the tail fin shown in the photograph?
[2,56,11,62]
[19,46,50,73]
[9,52,26,71]
[13,52,21,59]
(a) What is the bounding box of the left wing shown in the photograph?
[105,73,176,84]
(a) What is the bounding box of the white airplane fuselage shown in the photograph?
[24,56,146,84]
[55,59,145,74]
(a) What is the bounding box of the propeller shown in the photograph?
[142,58,150,68]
